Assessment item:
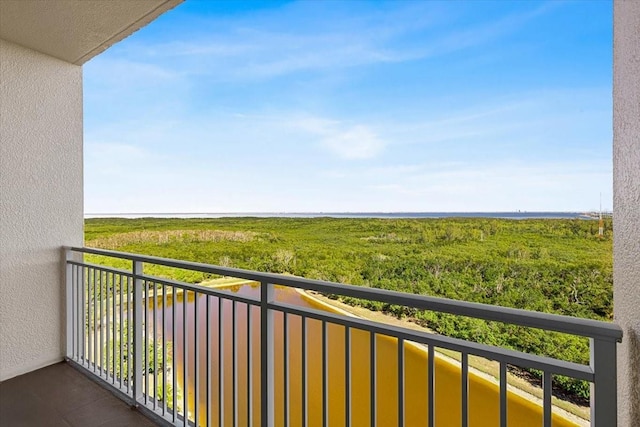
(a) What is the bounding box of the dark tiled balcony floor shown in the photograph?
[0,362,155,426]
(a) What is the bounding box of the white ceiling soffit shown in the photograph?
[0,0,182,65]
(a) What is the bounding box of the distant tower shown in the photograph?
[598,193,604,237]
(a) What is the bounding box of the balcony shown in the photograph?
[59,246,622,426]
[1,1,638,426]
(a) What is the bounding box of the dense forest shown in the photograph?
[85,217,613,401]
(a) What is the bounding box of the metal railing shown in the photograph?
[65,246,622,427]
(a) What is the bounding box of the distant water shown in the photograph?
[85,212,594,220]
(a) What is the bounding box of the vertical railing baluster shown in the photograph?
[219,296,224,427]
[106,272,111,382]
[428,344,435,427]
[127,275,132,395]
[152,282,157,408]
[172,285,177,422]
[72,263,77,359]
[77,265,81,360]
[76,264,80,359]
[345,326,351,427]
[93,268,97,373]
[72,264,77,360]
[206,296,211,427]
[284,313,289,427]
[76,265,80,360]
[461,353,469,427]
[302,316,307,427]
[162,283,167,416]
[233,300,238,427]
[104,271,113,382]
[78,265,82,361]
[247,303,253,427]
[543,371,552,427]
[195,291,200,427]
[103,271,107,376]
[109,273,119,386]
[260,282,275,427]
[65,249,73,359]
[77,265,86,365]
[88,268,92,368]
[119,274,124,389]
[111,273,115,383]
[99,270,103,375]
[370,331,376,427]
[322,321,328,427]
[590,337,618,427]
[183,289,188,425]
[500,362,507,427]
[82,265,87,365]
[132,261,143,406]
[144,280,149,405]
[111,273,116,384]
[398,338,404,427]
[193,292,200,426]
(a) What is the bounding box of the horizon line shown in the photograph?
[85,210,611,215]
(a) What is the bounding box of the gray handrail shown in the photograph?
[68,246,622,341]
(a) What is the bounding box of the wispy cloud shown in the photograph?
[88,142,148,160]
[289,116,385,159]
[416,1,561,58]
[93,1,559,83]
[363,160,611,211]
[85,58,180,87]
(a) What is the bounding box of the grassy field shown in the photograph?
[85,216,612,400]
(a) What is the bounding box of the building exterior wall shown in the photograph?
[0,39,83,381]
[613,1,640,426]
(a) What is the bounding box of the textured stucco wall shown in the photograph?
[613,1,640,426]
[0,39,83,381]
[0,0,183,65]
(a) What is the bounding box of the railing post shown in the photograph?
[65,248,73,359]
[132,260,144,406]
[260,281,275,427]
[590,337,618,426]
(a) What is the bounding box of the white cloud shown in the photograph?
[289,116,386,159]
[321,125,385,160]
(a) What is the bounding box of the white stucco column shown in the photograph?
[0,39,83,380]
[613,1,640,426]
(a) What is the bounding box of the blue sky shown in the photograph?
[84,0,612,213]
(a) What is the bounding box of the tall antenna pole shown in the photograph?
[599,192,604,237]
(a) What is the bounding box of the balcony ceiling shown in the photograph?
[0,0,181,65]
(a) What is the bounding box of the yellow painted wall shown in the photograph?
[152,284,580,426]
